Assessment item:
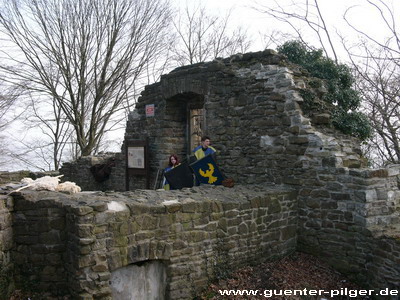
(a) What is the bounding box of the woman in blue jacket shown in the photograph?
[163,154,180,190]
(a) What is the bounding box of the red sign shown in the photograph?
[145,104,155,117]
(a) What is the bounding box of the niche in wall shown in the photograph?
[110,260,167,300]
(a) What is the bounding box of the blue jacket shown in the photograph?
[192,146,216,160]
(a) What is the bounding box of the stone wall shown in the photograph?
[60,153,125,192]
[0,194,13,298]
[9,185,297,299]
[0,170,59,185]
[0,171,32,185]
[123,50,366,193]
[125,50,311,189]
[0,177,398,298]
[11,192,69,296]
[368,231,400,293]
[297,164,400,290]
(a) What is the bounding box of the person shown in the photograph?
[191,136,217,186]
[163,154,180,190]
[192,136,217,160]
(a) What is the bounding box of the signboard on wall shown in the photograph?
[145,104,155,117]
[127,147,145,169]
[125,139,149,190]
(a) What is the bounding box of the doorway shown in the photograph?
[189,108,205,152]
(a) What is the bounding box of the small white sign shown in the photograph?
[146,104,155,117]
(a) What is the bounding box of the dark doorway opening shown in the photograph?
[164,92,205,161]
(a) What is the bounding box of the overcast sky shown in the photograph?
[174,0,399,58]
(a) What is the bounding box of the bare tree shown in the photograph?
[347,42,400,166]
[0,82,22,131]
[171,3,252,66]
[27,94,73,170]
[254,0,339,62]
[0,0,172,157]
[343,0,400,62]
[340,1,400,166]
[0,82,25,168]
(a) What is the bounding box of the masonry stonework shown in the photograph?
[0,194,13,298]
[60,153,125,192]
[1,49,400,298]
[8,186,297,299]
[120,49,399,293]
[125,50,306,189]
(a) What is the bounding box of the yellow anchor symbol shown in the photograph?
[199,163,218,184]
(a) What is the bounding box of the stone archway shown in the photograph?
[110,260,167,300]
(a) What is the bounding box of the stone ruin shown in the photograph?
[0,50,399,299]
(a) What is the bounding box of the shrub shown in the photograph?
[278,40,371,140]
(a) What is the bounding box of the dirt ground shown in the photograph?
[199,251,371,300]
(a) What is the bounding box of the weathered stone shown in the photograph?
[238,223,248,234]
[92,264,108,273]
[267,198,281,214]
[312,113,330,124]
[2,47,400,299]
[305,198,320,209]
[310,189,330,198]
[70,206,94,216]
[165,203,181,213]
[181,201,197,213]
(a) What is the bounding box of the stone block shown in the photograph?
[136,214,158,230]
[173,240,187,250]
[387,165,400,176]
[92,263,108,273]
[280,226,297,241]
[288,135,309,144]
[210,212,223,221]
[305,220,321,229]
[181,201,197,213]
[165,203,181,213]
[93,224,108,234]
[49,218,65,231]
[159,214,175,228]
[175,212,193,224]
[193,216,210,227]
[367,169,389,178]
[267,198,281,214]
[91,202,108,212]
[310,189,330,198]
[226,218,241,227]
[305,198,320,209]
[188,231,208,243]
[222,202,239,210]
[330,192,351,200]
[238,223,248,234]
[14,235,39,245]
[211,201,223,213]
[70,206,94,216]
[76,224,93,237]
[225,210,239,218]
[320,201,338,210]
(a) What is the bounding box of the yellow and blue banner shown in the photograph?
[190,155,224,185]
